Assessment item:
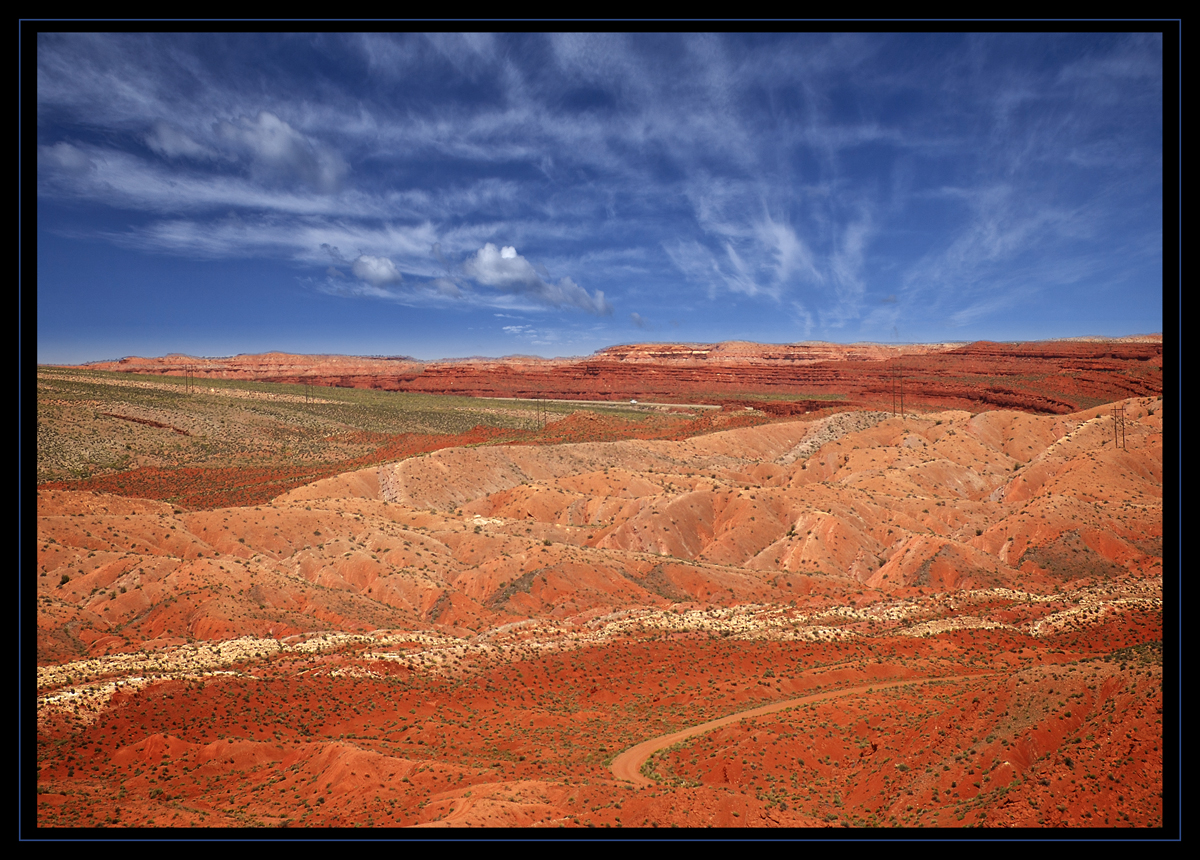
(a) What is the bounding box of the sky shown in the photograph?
[34,31,1166,364]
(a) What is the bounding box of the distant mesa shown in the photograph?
[74,337,1162,417]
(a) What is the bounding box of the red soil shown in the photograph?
[34,396,1164,830]
[35,621,1162,829]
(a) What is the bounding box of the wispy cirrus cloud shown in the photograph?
[214,111,348,193]
[145,121,218,161]
[36,32,1164,356]
[39,143,380,217]
[38,141,95,175]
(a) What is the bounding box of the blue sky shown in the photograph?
[35,32,1165,364]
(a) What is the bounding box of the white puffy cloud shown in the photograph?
[351,254,403,286]
[463,243,541,288]
[462,243,612,315]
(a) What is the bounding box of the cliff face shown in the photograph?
[594,341,964,364]
[81,338,1163,415]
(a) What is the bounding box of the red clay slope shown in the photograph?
[36,397,1162,663]
[36,398,1163,829]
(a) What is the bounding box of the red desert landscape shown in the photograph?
[34,338,1164,829]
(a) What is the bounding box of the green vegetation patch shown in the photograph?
[36,368,577,484]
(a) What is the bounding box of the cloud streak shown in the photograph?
[35,32,1164,352]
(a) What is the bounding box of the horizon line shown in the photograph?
[43,333,1165,368]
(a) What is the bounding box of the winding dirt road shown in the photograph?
[610,674,990,787]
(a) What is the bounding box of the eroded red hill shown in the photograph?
[35,395,1164,830]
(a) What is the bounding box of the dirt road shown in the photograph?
[610,674,988,787]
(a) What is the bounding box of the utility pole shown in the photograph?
[1112,403,1126,449]
[891,361,905,418]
